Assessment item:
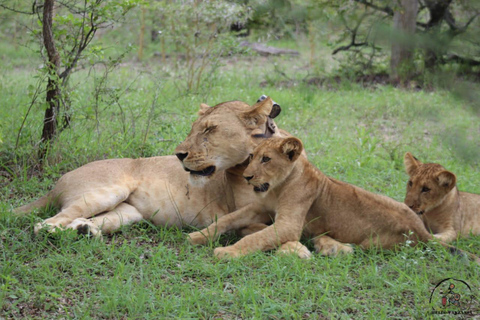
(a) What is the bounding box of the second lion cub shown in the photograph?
[189,137,450,259]
[404,152,480,242]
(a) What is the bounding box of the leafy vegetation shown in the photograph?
[1,1,480,318]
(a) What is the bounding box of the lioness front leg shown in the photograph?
[66,202,144,237]
[313,235,354,256]
[35,187,131,234]
[237,223,269,237]
[188,204,271,245]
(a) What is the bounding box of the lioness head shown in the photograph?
[243,137,303,195]
[175,97,281,184]
[404,152,457,215]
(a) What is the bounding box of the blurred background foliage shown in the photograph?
[0,0,479,164]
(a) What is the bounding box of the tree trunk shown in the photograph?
[390,0,419,84]
[40,0,61,151]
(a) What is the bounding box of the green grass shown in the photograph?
[1,26,480,318]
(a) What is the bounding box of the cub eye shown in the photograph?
[408,181,413,187]
[249,154,253,160]
[261,156,271,163]
[203,126,217,134]
[421,186,430,193]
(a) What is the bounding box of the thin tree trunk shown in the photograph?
[390,0,419,83]
[424,0,453,70]
[138,6,146,60]
[40,0,61,151]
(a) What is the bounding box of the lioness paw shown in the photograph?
[67,218,102,238]
[318,243,354,257]
[214,246,243,259]
[34,221,65,235]
[188,231,209,245]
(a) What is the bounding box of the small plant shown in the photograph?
[353,126,379,168]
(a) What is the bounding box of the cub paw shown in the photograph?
[67,218,102,238]
[188,231,209,245]
[214,246,243,259]
[277,241,312,259]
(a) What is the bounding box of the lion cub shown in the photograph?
[404,152,480,242]
[189,137,442,259]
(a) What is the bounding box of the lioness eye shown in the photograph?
[261,156,271,163]
[249,154,253,160]
[408,181,412,187]
[421,186,430,193]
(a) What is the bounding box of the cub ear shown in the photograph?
[241,97,274,128]
[280,137,303,162]
[404,152,421,176]
[436,170,456,191]
[198,103,211,116]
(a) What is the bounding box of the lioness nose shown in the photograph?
[176,152,188,162]
[244,175,253,181]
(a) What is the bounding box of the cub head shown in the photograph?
[403,152,457,215]
[175,96,281,185]
[243,137,303,196]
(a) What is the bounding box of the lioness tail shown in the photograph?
[14,193,52,215]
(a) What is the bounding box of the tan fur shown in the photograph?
[404,152,480,242]
[15,98,291,238]
[189,137,478,262]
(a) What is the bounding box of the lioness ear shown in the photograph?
[404,152,421,176]
[241,97,274,128]
[280,137,303,162]
[436,170,456,191]
[198,103,211,116]
[257,94,281,119]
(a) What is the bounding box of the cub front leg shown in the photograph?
[277,241,312,259]
[433,228,457,243]
[188,204,271,245]
[214,216,304,258]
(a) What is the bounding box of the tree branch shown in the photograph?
[59,0,98,80]
[0,2,37,15]
[332,12,368,55]
[353,0,393,16]
[445,54,480,66]
[353,0,428,29]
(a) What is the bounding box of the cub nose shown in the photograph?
[176,152,188,162]
[244,175,253,182]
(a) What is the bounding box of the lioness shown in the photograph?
[15,97,286,237]
[404,152,480,242]
[189,137,478,263]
